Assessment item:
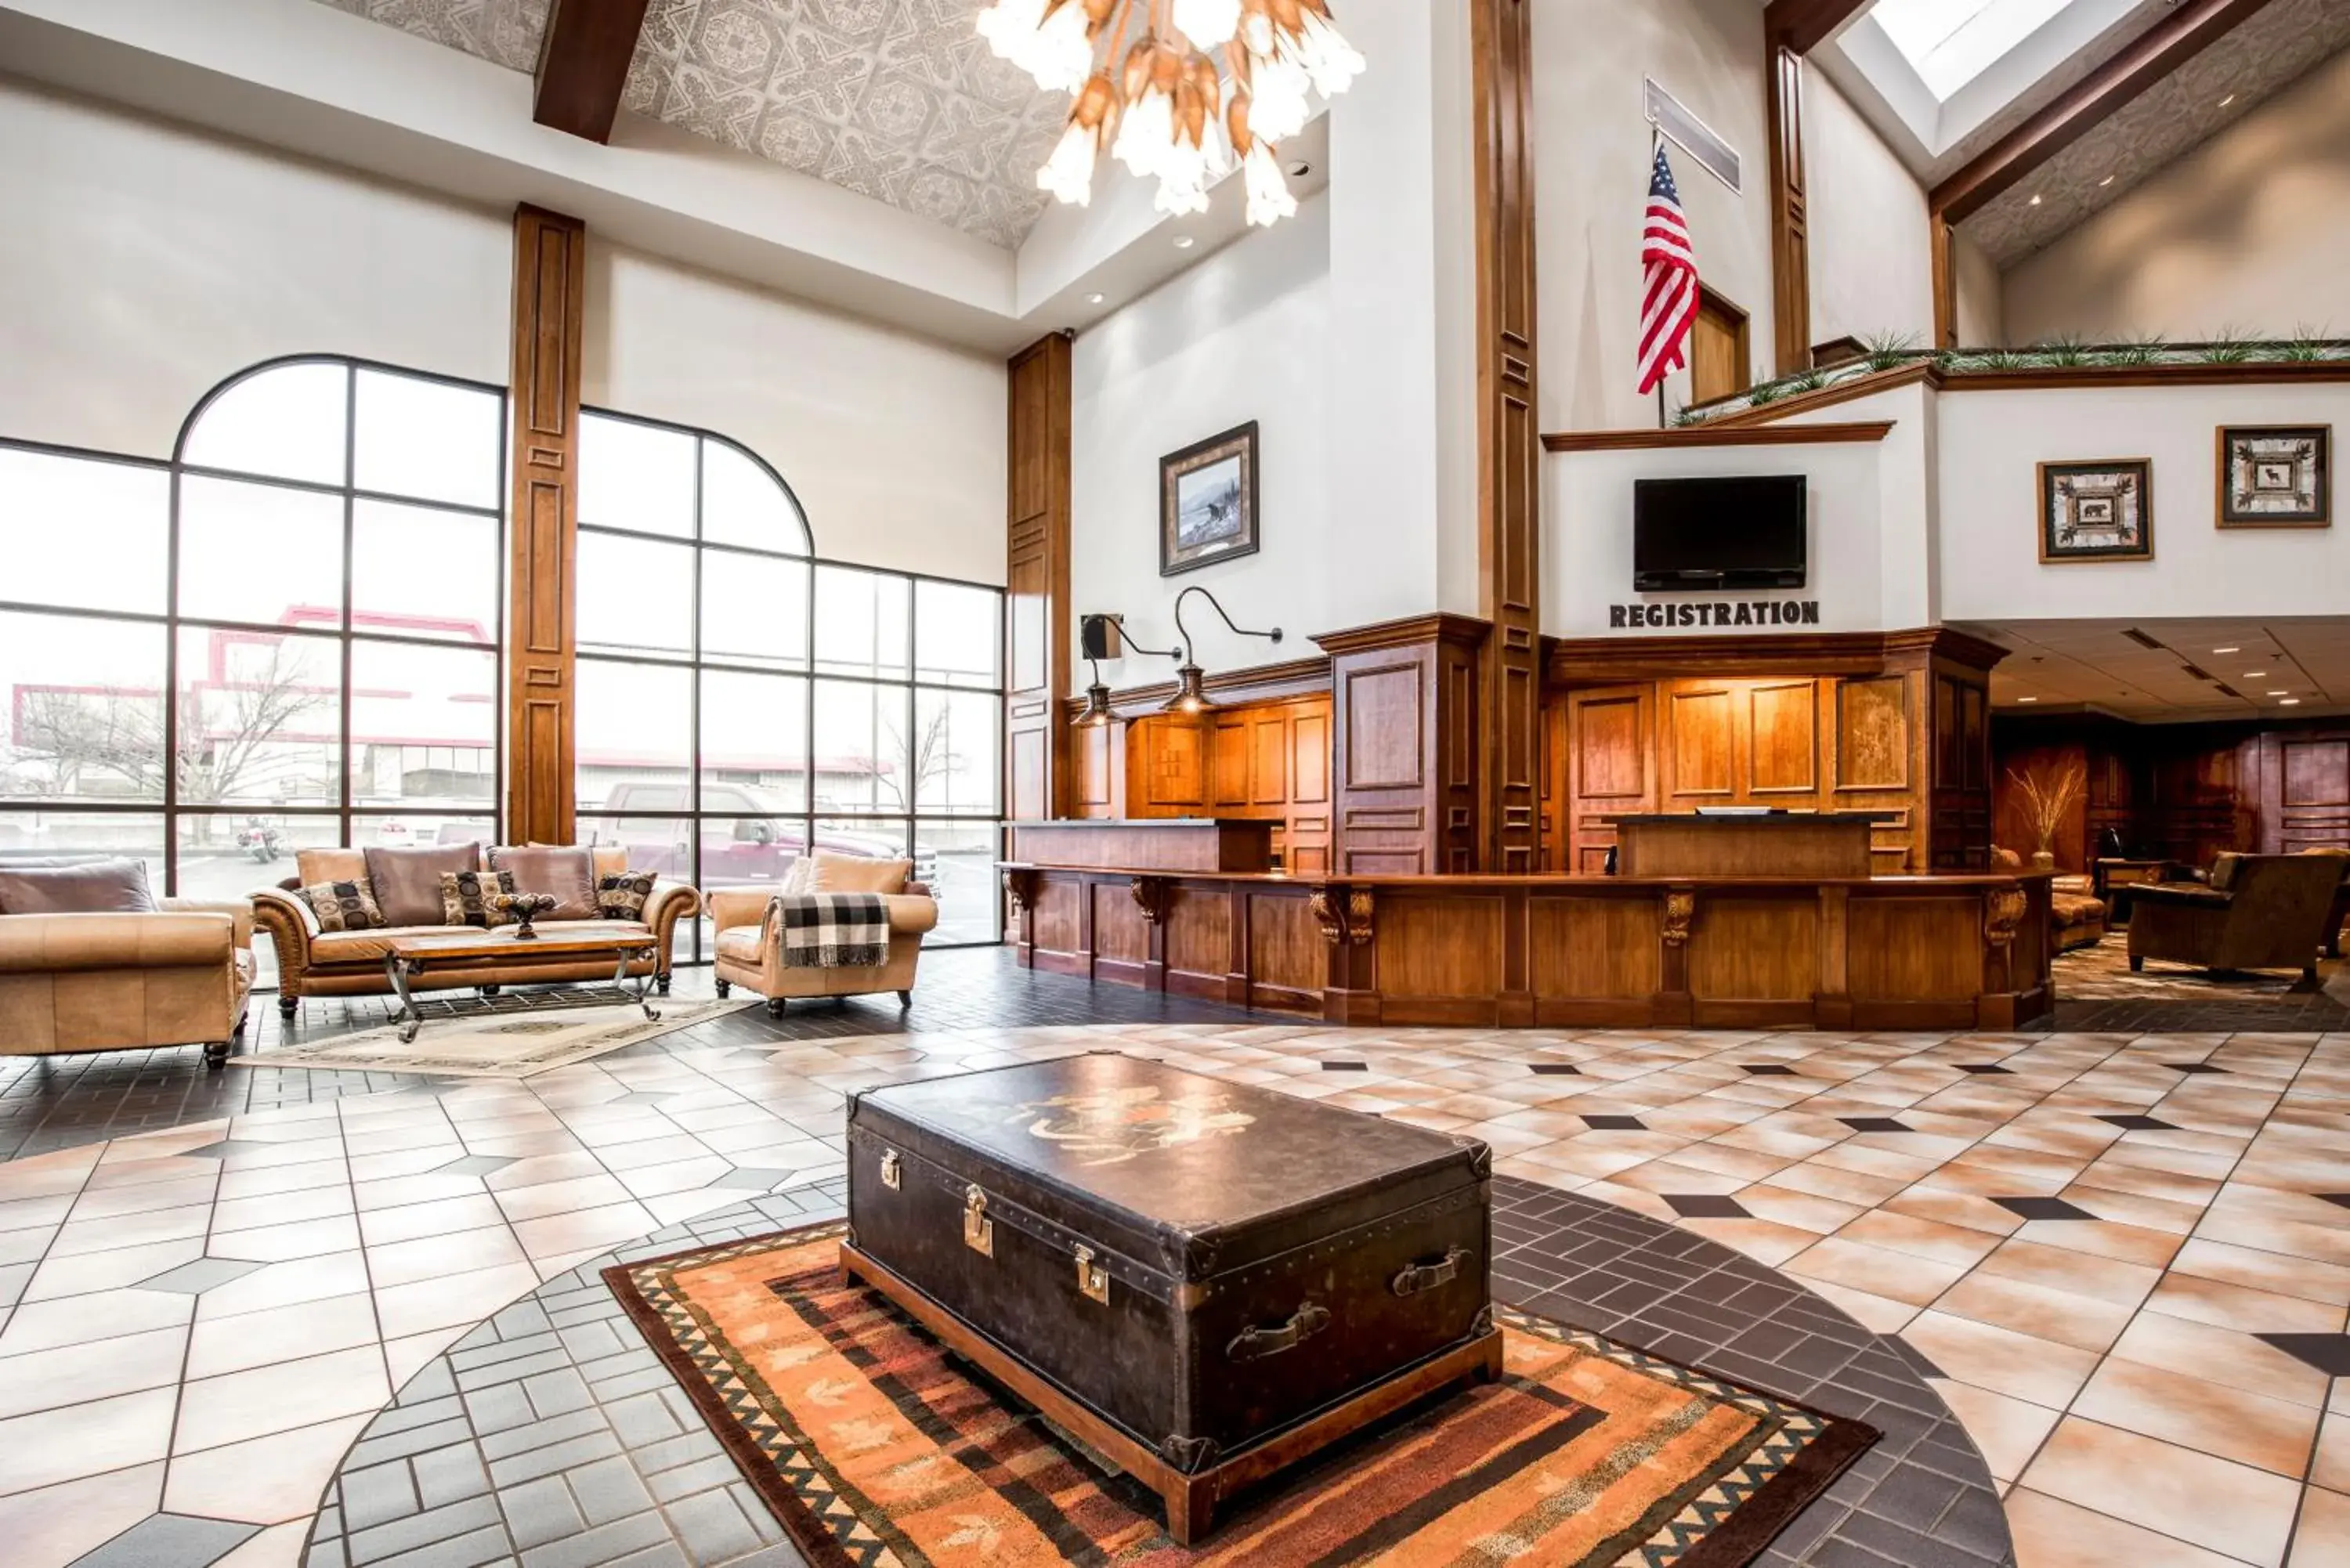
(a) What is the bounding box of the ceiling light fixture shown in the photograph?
[2099,175,2115,187]
[1160,585,1282,717]
[2213,646,2240,654]
[1086,291,1107,304]
[1173,234,1196,249]
[2017,696,2039,703]
[2269,690,2291,696]
[985,0,1362,230]
[2219,93,2236,107]
[2282,698,2302,706]
[2244,670,2268,677]
[2029,193,2042,206]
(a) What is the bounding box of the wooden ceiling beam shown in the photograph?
[1762,0,1871,55]
[1930,0,2274,223]
[533,0,656,143]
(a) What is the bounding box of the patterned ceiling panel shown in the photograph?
[313,0,1072,249]
[1960,0,2350,269]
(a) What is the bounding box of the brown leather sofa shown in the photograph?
[0,901,255,1067]
[1993,849,2106,952]
[708,880,938,1016]
[253,846,698,1016]
[2128,852,2344,981]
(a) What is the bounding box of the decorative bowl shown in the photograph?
[491,892,559,939]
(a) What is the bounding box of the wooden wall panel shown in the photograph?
[1077,722,1119,818]
[1847,897,1981,1001]
[1122,695,1332,870]
[1529,896,1659,998]
[1687,897,1819,1001]
[1376,895,1505,999]
[1749,681,1817,793]
[1318,616,1484,875]
[1566,686,1652,873]
[1835,677,1909,790]
[1668,688,1737,798]
[506,206,586,848]
[1247,894,1324,1000]
[1004,335,1072,827]
[1164,888,1231,982]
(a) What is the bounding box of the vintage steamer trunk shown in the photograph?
[841,1053,1500,1542]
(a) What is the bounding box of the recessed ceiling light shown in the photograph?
[2219,93,2237,108]
[2281,698,2302,706]
[2213,646,2240,654]
[1086,292,1105,305]
[2017,696,2039,703]
[1173,235,1196,250]
[2244,670,2268,677]
[2269,689,2291,696]
[2099,175,2116,187]
[1287,160,1312,177]
[2028,193,2043,206]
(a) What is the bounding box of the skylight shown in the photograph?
[1872,0,2079,100]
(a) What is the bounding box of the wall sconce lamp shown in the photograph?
[1076,613,1180,728]
[1162,587,1283,716]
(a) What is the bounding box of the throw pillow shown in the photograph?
[365,843,483,927]
[488,845,600,920]
[295,879,387,933]
[0,858,160,915]
[597,870,658,921]
[439,869,518,929]
[295,847,367,890]
[807,851,911,896]
[780,854,817,895]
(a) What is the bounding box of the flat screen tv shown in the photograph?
[1632,475,1808,591]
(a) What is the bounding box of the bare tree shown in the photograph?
[12,638,333,818]
[874,703,964,815]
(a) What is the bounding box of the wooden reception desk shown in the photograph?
[1000,862,2052,1031]
[1610,813,1895,880]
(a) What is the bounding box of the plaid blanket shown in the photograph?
[770,892,888,970]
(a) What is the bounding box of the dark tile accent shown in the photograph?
[2163,1061,2228,1074]
[2258,1332,2350,1376]
[1664,1194,1752,1219]
[1990,1196,2099,1222]
[1530,1064,1584,1076]
[1838,1118,1912,1133]
[67,1514,262,1568]
[1742,1064,1800,1076]
[2319,1194,2350,1211]
[2096,1114,2178,1132]
[1955,1064,2014,1075]
[1319,1061,1368,1072]
[136,1257,268,1294]
[1582,1115,1647,1130]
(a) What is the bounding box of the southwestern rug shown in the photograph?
[242,995,751,1078]
[606,1226,1875,1568]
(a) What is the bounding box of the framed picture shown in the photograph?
[1160,421,1259,576]
[2038,459,2153,563]
[2218,425,2330,527]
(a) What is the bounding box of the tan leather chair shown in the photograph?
[0,901,255,1067]
[708,882,938,1016]
[2128,852,2345,981]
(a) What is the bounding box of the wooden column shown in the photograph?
[505,205,587,848]
[1005,334,1074,823]
[1765,42,1812,374]
[1315,616,1486,875]
[1470,0,1541,874]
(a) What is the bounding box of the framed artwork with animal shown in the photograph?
[1161,421,1260,576]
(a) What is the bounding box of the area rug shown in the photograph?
[2053,938,2324,1002]
[606,1225,1875,1568]
[240,996,752,1078]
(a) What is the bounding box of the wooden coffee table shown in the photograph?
[381,930,663,1044]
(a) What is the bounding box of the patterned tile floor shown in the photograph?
[0,952,2345,1566]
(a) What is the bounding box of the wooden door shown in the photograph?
[1690,288,1751,406]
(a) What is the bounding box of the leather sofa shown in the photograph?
[0,900,255,1067]
[253,846,698,1016]
[708,880,938,1016]
[2128,852,2344,981]
[1992,849,2106,952]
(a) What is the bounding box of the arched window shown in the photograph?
[0,356,505,983]
[570,408,1003,949]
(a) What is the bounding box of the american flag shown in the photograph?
[1637,143,1699,396]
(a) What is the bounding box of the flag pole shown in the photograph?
[1651,123,1668,431]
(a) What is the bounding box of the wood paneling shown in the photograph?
[1749,682,1817,793]
[1688,897,1819,1003]
[1164,888,1231,987]
[1763,43,1810,376]
[506,206,586,848]
[1565,685,1653,873]
[1848,897,1981,1001]
[1247,894,1325,1003]
[1118,695,1332,872]
[1835,677,1909,790]
[533,0,655,142]
[1692,289,1752,404]
[1005,335,1072,830]
[1762,0,1873,56]
[1529,897,1660,999]
[1542,421,1893,453]
[1667,688,1736,797]
[1376,895,1506,999]
[1470,0,1542,876]
[1317,616,1485,875]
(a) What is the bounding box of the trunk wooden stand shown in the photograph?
[837,1241,1506,1545]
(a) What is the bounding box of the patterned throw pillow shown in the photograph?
[598,870,658,922]
[439,869,518,929]
[296,879,386,934]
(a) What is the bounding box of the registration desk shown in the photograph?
[1003,818,2052,1031]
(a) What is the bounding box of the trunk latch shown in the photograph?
[1073,1244,1111,1305]
[879,1149,902,1191]
[1391,1247,1471,1297]
[963,1184,994,1257]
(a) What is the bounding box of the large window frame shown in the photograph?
[571,406,1006,952]
[0,356,508,916]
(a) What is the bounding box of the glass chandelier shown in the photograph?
[978,0,1365,228]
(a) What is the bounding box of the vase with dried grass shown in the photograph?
[2007,760,2086,870]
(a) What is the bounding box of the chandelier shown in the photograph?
[978,0,1365,229]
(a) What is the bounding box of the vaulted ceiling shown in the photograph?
[315,0,1072,249]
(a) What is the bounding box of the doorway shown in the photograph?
[1690,287,1752,406]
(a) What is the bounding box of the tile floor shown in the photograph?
[0,953,2344,1567]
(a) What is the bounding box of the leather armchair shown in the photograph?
[0,901,255,1067]
[709,881,939,1016]
[2128,853,2344,981]
[255,880,699,1015]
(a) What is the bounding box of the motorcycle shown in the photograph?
[237,818,283,864]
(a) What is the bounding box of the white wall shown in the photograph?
[1954,232,2005,348]
[2001,48,2350,345]
[1537,0,1774,431]
[584,243,1007,585]
[1069,196,1335,678]
[1806,69,1934,351]
[0,74,509,458]
[1936,380,2350,621]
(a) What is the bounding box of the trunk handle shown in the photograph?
[1390,1247,1471,1298]
[1227,1302,1331,1363]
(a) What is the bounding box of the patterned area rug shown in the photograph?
[2053,938,2325,1001]
[606,1227,1875,1568]
[239,996,751,1078]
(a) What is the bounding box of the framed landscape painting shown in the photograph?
[2039,459,2153,564]
[2218,425,2330,527]
[1161,421,1259,576]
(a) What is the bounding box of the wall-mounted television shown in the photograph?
[1632,475,1808,591]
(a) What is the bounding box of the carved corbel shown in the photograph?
[1984,887,2027,952]
[1345,889,1376,946]
[1001,868,1039,917]
[1308,889,1348,945]
[1130,875,1170,924]
[1661,890,1697,948]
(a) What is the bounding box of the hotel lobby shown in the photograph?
[4,2,2350,1566]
